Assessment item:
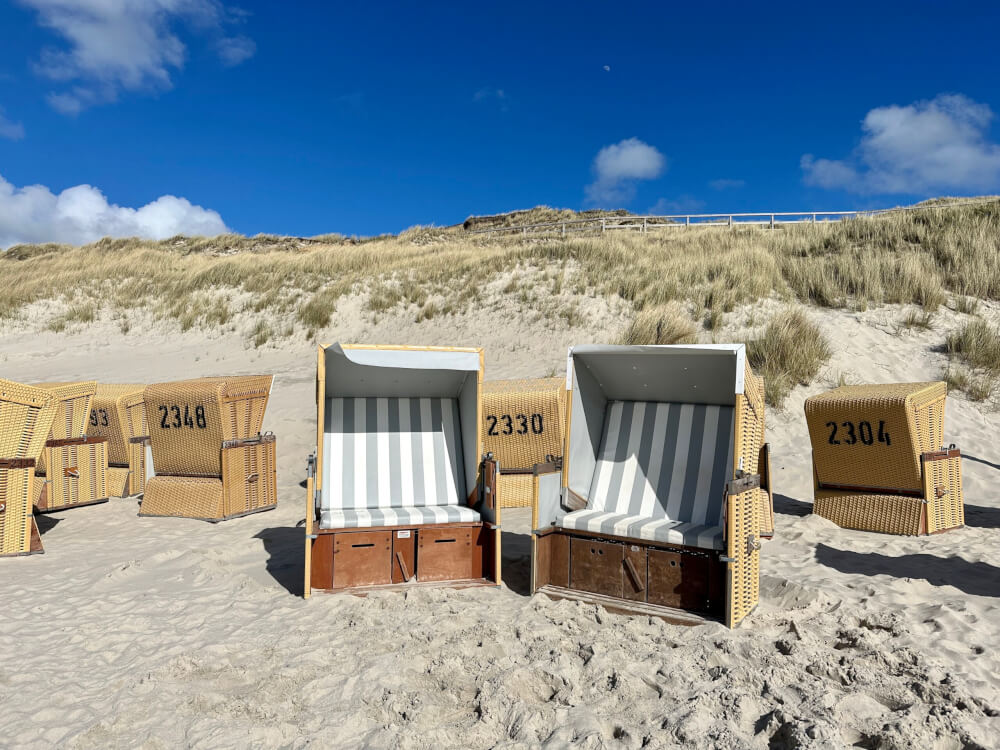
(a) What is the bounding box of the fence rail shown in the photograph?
[468,199,999,237]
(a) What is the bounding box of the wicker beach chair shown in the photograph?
[1,380,58,557]
[805,382,963,535]
[483,377,567,509]
[32,381,110,513]
[305,344,500,596]
[531,345,770,627]
[140,376,277,522]
[88,384,151,498]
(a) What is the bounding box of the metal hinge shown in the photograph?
[726,471,761,495]
[306,534,318,540]
[720,556,736,563]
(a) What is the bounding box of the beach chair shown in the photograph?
[32,381,110,513]
[140,376,277,522]
[531,344,770,627]
[482,377,566,508]
[305,344,500,596]
[88,384,151,498]
[1,380,58,557]
[805,382,963,535]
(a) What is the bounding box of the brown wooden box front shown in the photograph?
[540,530,723,616]
[418,525,477,582]
[333,530,393,589]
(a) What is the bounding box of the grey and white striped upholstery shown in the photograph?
[320,397,477,530]
[562,401,734,550]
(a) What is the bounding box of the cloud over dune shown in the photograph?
[0,173,228,248]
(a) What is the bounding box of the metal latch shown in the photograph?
[726,471,761,495]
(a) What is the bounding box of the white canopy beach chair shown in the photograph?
[305,344,500,596]
[531,344,769,627]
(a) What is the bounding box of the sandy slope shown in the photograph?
[0,301,997,749]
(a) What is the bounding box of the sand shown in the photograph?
[0,300,997,749]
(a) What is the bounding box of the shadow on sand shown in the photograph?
[773,493,812,518]
[254,526,304,596]
[815,543,1000,597]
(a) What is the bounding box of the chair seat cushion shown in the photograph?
[561,509,724,550]
[320,505,481,530]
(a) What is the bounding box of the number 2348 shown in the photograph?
[159,404,207,430]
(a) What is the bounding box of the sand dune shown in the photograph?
[0,303,997,749]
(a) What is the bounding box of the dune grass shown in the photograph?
[747,309,831,407]
[618,303,697,345]
[943,319,1000,401]
[1,201,998,354]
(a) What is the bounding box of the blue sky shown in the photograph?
[0,0,998,245]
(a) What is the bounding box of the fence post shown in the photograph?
[601,219,606,234]
[642,217,647,234]
[728,215,733,227]
[812,213,817,223]
[562,223,566,238]
[522,227,527,237]
[685,216,690,227]
[770,214,774,230]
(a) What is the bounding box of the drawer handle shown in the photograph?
[246,472,259,483]
[64,467,79,478]
[396,551,413,581]
[434,538,456,544]
[351,542,375,548]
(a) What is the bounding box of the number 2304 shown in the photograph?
[487,413,543,436]
[826,419,891,446]
[159,404,207,430]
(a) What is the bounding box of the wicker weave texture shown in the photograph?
[736,361,772,539]
[0,380,58,460]
[107,466,131,498]
[222,438,278,517]
[805,382,946,492]
[127,441,147,496]
[482,378,566,470]
[924,454,964,533]
[145,376,272,477]
[814,488,925,535]
[726,488,760,628]
[37,441,109,511]
[498,473,533,508]
[34,381,97,476]
[0,467,34,555]
[141,476,225,519]
[89,384,146,465]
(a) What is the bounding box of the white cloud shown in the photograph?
[802,94,1000,194]
[649,196,705,215]
[19,0,256,113]
[0,173,229,248]
[216,35,255,66]
[0,108,25,140]
[585,137,666,205]
[709,178,744,190]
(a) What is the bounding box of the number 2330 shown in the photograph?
[487,413,543,436]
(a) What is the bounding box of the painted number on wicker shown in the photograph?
[89,408,110,427]
[486,413,544,437]
[826,420,891,446]
[158,404,208,430]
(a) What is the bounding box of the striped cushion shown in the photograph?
[588,401,733,528]
[320,505,481,530]
[322,397,466,512]
[562,509,724,550]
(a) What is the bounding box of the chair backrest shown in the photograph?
[0,379,58,460]
[321,396,466,511]
[587,400,734,527]
[805,381,945,492]
[89,384,146,466]
[33,381,97,441]
[146,376,272,477]
[482,378,566,470]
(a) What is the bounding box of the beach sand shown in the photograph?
[0,301,997,748]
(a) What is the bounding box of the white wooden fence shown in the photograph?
[468,199,998,237]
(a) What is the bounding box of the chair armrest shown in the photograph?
[534,464,565,529]
[560,490,587,512]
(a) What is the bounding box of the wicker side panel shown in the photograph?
[107,466,131,498]
[0,379,58,460]
[89,384,145,465]
[0,466,33,555]
[482,378,566,470]
[498,473,533,508]
[725,488,760,628]
[923,454,964,533]
[813,489,923,535]
[222,438,278,518]
[221,393,271,442]
[41,441,109,510]
[141,476,225,519]
[804,384,946,492]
